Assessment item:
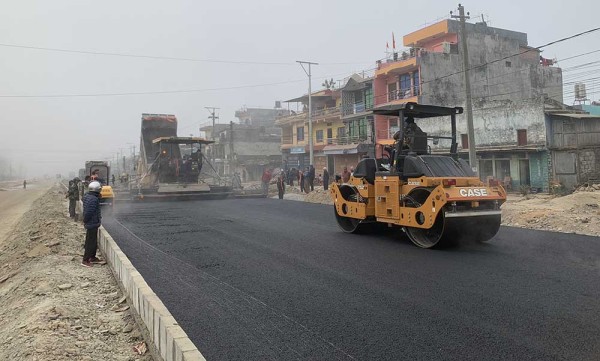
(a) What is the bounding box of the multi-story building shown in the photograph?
[372,19,564,191]
[234,106,288,132]
[326,74,376,161]
[276,89,342,174]
[199,107,288,181]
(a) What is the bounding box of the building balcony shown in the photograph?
[342,101,374,117]
[275,112,308,126]
[376,55,418,77]
[276,107,341,126]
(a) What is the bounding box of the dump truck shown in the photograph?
[330,103,506,248]
[134,113,232,200]
[84,161,115,207]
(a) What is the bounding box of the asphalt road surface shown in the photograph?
[104,198,600,361]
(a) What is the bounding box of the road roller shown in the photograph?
[330,102,506,248]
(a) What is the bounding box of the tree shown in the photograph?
[322,78,336,90]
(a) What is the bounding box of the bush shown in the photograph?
[550,181,570,196]
[519,185,531,197]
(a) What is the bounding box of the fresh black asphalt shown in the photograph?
[103,198,600,361]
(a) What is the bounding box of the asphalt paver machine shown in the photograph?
[134,114,232,200]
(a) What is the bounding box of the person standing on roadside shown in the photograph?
[322,167,330,191]
[302,167,310,193]
[23,180,27,189]
[341,166,351,183]
[81,175,91,198]
[66,179,80,220]
[308,165,315,192]
[81,181,102,268]
[261,167,272,196]
[298,168,304,192]
[276,171,286,200]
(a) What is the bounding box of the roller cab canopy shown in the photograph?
[152,136,215,145]
[373,102,463,118]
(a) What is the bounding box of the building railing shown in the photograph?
[276,107,341,125]
[281,134,372,147]
[388,88,416,102]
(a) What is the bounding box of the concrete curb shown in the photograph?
[98,226,206,361]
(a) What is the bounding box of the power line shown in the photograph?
[418,26,600,86]
[557,49,600,62]
[0,43,297,65]
[0,42,375,67]
[2,27,599,101]
[0,66,376,99]
[0,79,307,98]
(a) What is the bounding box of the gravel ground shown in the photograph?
[0,183,153,361]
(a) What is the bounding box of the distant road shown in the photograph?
[0,180,50,243]
[104,198,600,361]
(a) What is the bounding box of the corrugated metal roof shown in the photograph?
[550,113,600,119]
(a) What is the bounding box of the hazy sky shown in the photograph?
[1,0,599,177]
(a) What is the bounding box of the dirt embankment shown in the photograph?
[0,185,152,361]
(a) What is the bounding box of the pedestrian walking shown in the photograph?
[23,180,27,189]
[81,181,102,268]
[308,165,315,191]
[277,172,286,200]
[111,174,116,186]
[66,179,80,220]
[323,167,330,191]
[261,167,272,196]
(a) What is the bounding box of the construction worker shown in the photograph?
[66,179,80,220]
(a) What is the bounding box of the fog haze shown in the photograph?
[0,0,598,177]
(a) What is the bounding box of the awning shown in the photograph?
[323,144,358,155]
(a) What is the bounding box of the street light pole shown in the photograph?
[297,60,318,166]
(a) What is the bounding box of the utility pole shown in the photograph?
[229,121,235,176]
[297,60,318,166]
[205,107,220,165]
[452,3,477,174]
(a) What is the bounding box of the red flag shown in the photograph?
[392,32,396,49]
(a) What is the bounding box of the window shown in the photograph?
[461,134,469,149]
[337,127,346,138]
[359,118,368,140]
[316,129,324,143]
[400,74,411,97]
[517,129,527,146]
[365,87,373,109]
[505,61,512,67]
[296,126,304,142]
[327,128,333,144]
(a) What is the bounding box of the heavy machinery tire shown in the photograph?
[403,188,447,249]
[334,206,363,233]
